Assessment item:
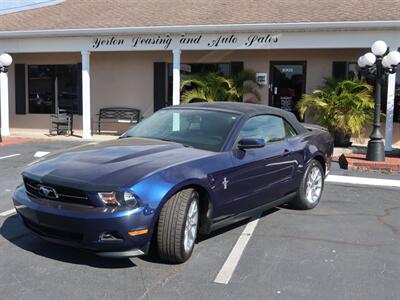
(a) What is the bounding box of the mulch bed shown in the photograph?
[339,153,400,173]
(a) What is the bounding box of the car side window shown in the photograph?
[284,120,297,138]
[237,115,295,144]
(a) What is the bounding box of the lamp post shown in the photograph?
[0,53,13,143]
[357,41,400,161]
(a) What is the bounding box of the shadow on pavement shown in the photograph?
[0,215,136,269]
[197,207,280,242]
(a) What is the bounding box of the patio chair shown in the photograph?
[49,108,73,136]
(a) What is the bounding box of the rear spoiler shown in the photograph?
[302,123,329,132]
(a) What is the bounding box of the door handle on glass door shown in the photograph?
[274,87,278,95]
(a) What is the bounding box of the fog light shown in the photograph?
[98,192,120,206]
[99,231,123,241]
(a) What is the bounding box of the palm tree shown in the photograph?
[180,69,261,103]
[298,78,375,145]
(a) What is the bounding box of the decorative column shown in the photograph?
[172,49,181,106]
[81,50,92,139]
[0,71,10,136]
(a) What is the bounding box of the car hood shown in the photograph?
[23,137,215,190]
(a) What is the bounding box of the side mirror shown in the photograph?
[237,137,265,150]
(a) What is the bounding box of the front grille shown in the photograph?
[23,177,93,207]
[23,217,83,242]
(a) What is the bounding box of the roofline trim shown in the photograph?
[0,20,400,38]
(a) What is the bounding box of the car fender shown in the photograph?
[131,170,215,231]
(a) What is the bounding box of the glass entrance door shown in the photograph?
[269,61,306,117]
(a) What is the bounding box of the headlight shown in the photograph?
[98,192,120,206]
[123,192,138,208]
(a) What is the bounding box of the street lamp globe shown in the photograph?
[357,56,366,68]
[0,53,12,67]
[363,52,376,67]
[382,56,391,68]
[385,50,400,67]
[371,40,387,56]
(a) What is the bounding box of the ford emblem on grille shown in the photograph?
[38,185,59,199]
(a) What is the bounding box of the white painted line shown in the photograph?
[0,208,16,217]
[0,153,21,160]
[326,175,400,188]
[34,151,50,158]
[214,214,261,285]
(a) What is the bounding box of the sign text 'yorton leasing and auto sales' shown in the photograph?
[91,33,280,51]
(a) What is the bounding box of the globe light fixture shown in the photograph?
[357,41,400,161]
[363,52,376,66]
[357,56,366,68]
[386,50,400,67]
[371,40,387,56]
[382,56,390,68]
[0,53,13,67]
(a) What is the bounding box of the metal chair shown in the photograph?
[49,108,73,136]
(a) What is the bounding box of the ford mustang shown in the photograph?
[13,102,333,263]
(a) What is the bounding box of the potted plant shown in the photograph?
[180,69,261,103]
[298,78,375,147]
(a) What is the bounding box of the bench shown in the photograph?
[96,107,140,135]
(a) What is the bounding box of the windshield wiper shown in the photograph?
[157,138,193,148]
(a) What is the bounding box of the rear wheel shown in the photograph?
[157,188,199,263]
[292,159,324,210]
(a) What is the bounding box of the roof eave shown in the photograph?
[0,20,400,38]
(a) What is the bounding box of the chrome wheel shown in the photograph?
[184,200,199,253]
[305,166,323,204]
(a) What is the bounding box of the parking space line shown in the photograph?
[0,154,21,160]
[0,208,16,217]
[34,151,50,158]
[326,175,400,188]
[214,214,261,285]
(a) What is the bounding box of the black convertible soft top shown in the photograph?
[174,102,308,134]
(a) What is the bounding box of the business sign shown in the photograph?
[91,33,280,51]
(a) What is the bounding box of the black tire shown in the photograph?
[157,188,199,263]
[292,159,325,210]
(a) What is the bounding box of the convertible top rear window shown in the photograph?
[125,108,240,151]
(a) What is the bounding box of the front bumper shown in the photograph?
[13,185,156,257]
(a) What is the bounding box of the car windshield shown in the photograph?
[124,108,240,151]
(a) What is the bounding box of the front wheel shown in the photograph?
[157,188,199,263]
[292,159,324,210]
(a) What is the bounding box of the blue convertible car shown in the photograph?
[13,102,333,263]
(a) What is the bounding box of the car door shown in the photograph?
[212,114,298,220]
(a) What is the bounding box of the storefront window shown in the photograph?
[28,65,55,114]
[28,64,81,114]
[332,61,361,81]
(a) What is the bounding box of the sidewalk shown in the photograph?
[1,129,118,145]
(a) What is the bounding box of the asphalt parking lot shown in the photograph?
[1,140,400,300]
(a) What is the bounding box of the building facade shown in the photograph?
[0,0,399,148]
